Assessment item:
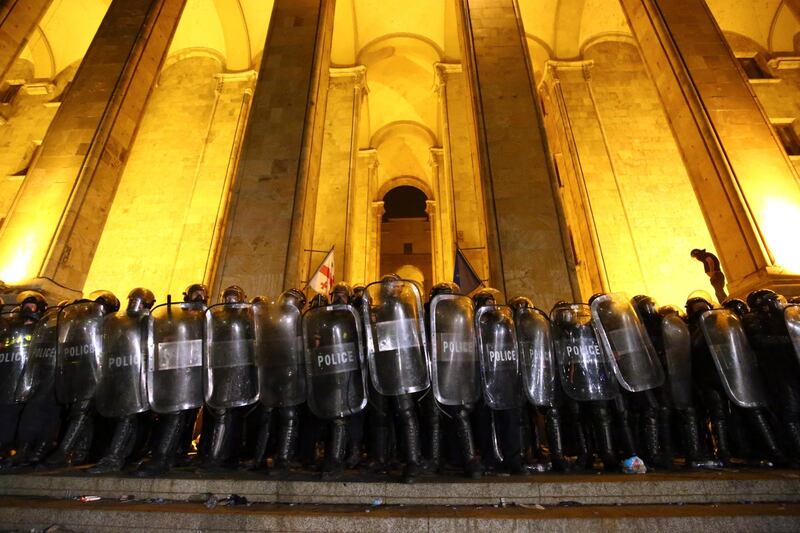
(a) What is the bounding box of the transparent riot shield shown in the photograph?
[700,309,768,408]
[551,304,618,402]
[475,305,523,410]
[429,294,481,406]
[661,314,693,409]
[362,279,429,396]
[515,307,556,407]
[0,312,32,405]
[590,293,664,393]
[302,304,367,419]
[254,300,306,408]
[204,303,259,409]
[16,307,59,404]
[147,301,205,414]
[96,312,149,418]
[786,305,800,366]
[56,301,105,404]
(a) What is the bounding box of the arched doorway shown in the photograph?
[380,185,432,294]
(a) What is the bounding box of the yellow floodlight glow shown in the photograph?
[760,196,800,274]
[0,230,37,284]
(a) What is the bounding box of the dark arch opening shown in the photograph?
[380,184,432,294]
[382,185,428,222]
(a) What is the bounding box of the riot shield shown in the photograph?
[700,309,768,408]
[551,304,618,402]
[16,307,59,403]
[786,305,800,366]
[0,313,32,405]
[590,293,664,392]
[362,279,429,396]
[661,314,693,409]
[147,302,205,414]
[56,301,105,404]
[96,312,150,418]
[515,307,556,407]
[254,300,305,408]
[475,305,522,410]
[302,304,367,419]
[204,303,259,409]
[429,294,481,406]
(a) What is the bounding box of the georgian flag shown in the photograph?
[309,248,335,295]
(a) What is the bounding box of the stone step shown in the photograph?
[0,467,798,506]
[1,497,798,532]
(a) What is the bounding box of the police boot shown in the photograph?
[273,406,299,472]
[321,418,347,480]
[425,400,442,473]
[200,408,236,471]
[0,442,32,472]
[545,407,568,472]
[134,412,182,477]
[786,420,800,465]
[680,408,704,466]
[593,405,618,470]
[612,398,638,460]
[748,408,788,467]
[658,405,675,466]
[396,395,422,483]
[454,407,482,479]
[709,411,732,465]
[252,407,273,470]
[345,412,364,469]
[88,416,137,474]
[43,401,93,469]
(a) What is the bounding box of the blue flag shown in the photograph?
[453,248,482,294]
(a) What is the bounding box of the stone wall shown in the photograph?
[84,56,252,299]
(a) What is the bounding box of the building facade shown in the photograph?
[0,0,799,309]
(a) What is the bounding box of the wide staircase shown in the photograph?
[0,467,798,532]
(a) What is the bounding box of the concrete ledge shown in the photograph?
[0,468,798,506]
[0,498,799,533]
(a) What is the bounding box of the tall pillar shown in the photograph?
[0,0,186,296]
[456,0,577,307]
[434,62,490,283]
[347,148,378,284]
[0,0,52,82]
[620,0,800,296]
[213,0,335,297]
[428,147,452,283]
[311,65,366,286]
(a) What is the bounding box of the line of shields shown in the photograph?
[3,286,800,440]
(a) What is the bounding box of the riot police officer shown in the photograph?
[45,290,120,468]
[201,285,258,470]
[253,289,307,473]
[687,293,786,466]
[633,295,704,467]
[473,288,525,474]
[427,282,483,478]
[1,295,63,471]
[135,283,207,477]
[509,296,567,472]
[743,289,800,464]
[551,301,620,470]
[362,275,427,482]
[0,291,47,463]
[89,288,155,474]
[303,284,368,479]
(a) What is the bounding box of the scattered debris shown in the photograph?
[78,496,100,503]
[621,456,647,475]
[371,497,383,507]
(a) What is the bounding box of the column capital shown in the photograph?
[329,65,368,92]
[544,59,594,81]
[425,199,437,216]
[371,200,385,217]
[433,62,462,94]
[358,148,379,170]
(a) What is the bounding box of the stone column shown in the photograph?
[370,200,385,280]
[434,62,490,284]
[312,65,366,285]
[545,61,647,293]
[212,0,335,297]
[348,149,378,284]
[0,0,52,82]
[620,0,800,296]
[456,0,577,307]
[428,147,452,283]
[0,0,186,296]
[425,198,442,283]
